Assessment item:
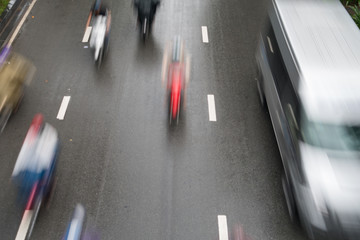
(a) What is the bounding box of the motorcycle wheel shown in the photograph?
[97,47,103,69]
[0,106,12,133]
[142,18,148,42]
[14,91,24,114]
[25,196,42,240]
[169,94,173,125]
[176,94,181,125]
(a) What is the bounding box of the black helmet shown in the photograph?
[94,0,102,13]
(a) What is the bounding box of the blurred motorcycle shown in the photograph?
[162,36,190,125]
[134,0,160,42]
[12,114,59,240]
[89,10,111,68]
[232,224,253,240]
[167,61,184,125]
[64,204,100,240]
[0,46,35,132]
[141,13,150,41]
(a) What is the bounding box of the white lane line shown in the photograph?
[82,26,92,43]
[15,210,33,240]
[8,0,38,47]
[56,96,71,120]
[218,215,229,240]
[202,26,209,43]
[207,94,217,122]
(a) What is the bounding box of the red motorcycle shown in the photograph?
[164,36,189,125]
[167,62,185,125]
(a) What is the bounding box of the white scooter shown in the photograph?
[89,14,109,68]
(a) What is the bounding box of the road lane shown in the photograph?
[0,0,309,239]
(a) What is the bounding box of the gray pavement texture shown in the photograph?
[0,0,309,239]
[0,0,27,47]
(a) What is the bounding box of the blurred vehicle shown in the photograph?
[64,204,100,240]
[256,0,360,239]
[12,114,59,240]
[133,0,160,41]
[232,224,252,240]
[0,46,35,132]
[87,0,111,68]
[162,36,190,125]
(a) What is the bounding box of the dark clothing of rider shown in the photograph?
[134,0,160,25]
[91,3,107,16]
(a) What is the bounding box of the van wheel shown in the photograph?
[282,172,298,223]
[256,68,266,108]
[0,106,12,132]
[97,47,103,69]
[14,92,24,114]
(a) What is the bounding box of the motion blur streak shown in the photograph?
[232,224,252,240]
[0,48,35,132]
[256,0,360,238]
[64,204,101,240]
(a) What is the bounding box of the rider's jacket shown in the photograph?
[134,0,160,21]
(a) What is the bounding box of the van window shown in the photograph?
[263,24,290,97]
[301,115,360,151]
[282,78,301,141]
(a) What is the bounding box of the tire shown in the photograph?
[44,176,55,205]
[0,106,12,133]
[142,18,148,42]
[256,67,266,108]
[282,172,298,223]
[14,92,24,114]
[169,94,173,125]
[26,197,42,240]
[97,47,103,69]
[104,35,110,55]
[176,94,181,125]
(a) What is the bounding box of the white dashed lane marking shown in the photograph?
[56,96,71,120]
[202,26,209,43]
[15,210,33,240]
[207,94,217,122]
[82,26,92,43]
[218,215,229,240]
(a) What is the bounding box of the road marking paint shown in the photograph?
[15,210,33,240]
[267,36,273,53]
[56,96,71,120]
[202,26,209,43]
[218,215,229,240]
[82,26,92,43]
[8,0,38,47]
[207,94,217,122]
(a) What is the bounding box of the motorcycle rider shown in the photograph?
[86,0,111,63]
[11,114,58,205]
[161,36,190,89]
[86,0,111,46]
[161,37,191,122]
[87,0,109,23]
[134,0,160,32]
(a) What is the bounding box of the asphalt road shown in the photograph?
[0,0,309,239]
